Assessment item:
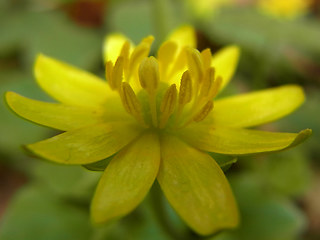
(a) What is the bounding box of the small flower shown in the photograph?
[258,0,312,19]
[5,26,311,235]
[185,0,233,18]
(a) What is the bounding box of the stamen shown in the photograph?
[199,67,215,100]
[119,41,130,78]
[193,101,214,122]
[119,82,146,126]
[186,47,204,84]
[178,70,192,107]
[208,76,222,99]
[105,61,113,88]
[159,84,177,128]
[173,71,193,126]
[138,56,160,127]
[111,57,124,90]
[138,57,159,93]
[201,48,212,70]
[120,41,130,59]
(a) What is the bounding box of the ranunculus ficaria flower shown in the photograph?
[5,26,311,235]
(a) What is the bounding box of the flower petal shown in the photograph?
[179,125,312,155]
[5,92,103,131]
[35,54,115,107]
[167,25,196,48]
[210,85,305,128]
[91,132,160,223]
[103,33,132,64]
[157,135,239,235]
[211,45,240,92]
[26,122,143,164]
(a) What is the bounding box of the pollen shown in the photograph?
[105,37,223,130]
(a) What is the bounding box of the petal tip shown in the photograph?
[34,53,48,67]
[90,206,106,225]
[289,128,312,149]
[4,91,24,116]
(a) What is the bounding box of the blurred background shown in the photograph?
[0,0,319,239]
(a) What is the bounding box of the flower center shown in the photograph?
[105,37,222,130]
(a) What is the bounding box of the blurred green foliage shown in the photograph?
[0,0,319,239]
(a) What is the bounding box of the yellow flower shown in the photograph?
[5,26,311,235]
[185,0,233,18]
[258,0,312,19]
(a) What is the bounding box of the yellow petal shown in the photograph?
[211,45,240,92]
[35,54,114,107]
[103,33,131,64]
[5,92,104,131]
[211,85,305,128]
[166,26,196,85]
[167,25,196,48]
[157,134,239,235]
[26,122,143,164]
[179,125,312,155]
[91,132,160,223]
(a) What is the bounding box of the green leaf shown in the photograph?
[210,173,307,240]
[33,161,101,199]
[261,150,312,197]
[209,153,237,172]
[107,0,155,44]
[0,10,101,69]
[82,155,114,171]
[0,185,92,240]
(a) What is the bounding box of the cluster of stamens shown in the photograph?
[105,36,222,130]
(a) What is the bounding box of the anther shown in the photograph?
[120,41,130,77]
[105,61,114,88]
[186,47,204,83]
[120,41,130,59]
[119,82,145,125]
[138,57,159,93]
[208,76,222,99]
[178,70,192,106]
[138,56,160,127]
[159,84,177,128]
[201,48,212,70]
[111,57,124,90]
[193,101,214,122]
[199,67,215,100]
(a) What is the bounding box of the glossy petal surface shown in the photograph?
[167,25,196,48]
[157,135,238,235]
[179,126,312,155]
[211,85,305,128]
[91,132,160,223]
[35,54,114,107]
[5,92,103,131]
[103,33,131,64]
[211,45,240,92]
[27,122,143,164]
